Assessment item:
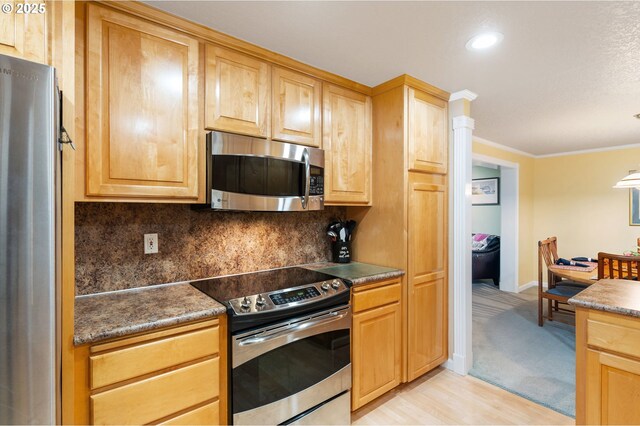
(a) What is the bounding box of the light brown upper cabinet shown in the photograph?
[408,88,447,174]
[323,84,372,205]
[85,4,201,200]
[0,0,47,63]
[205,45,270,137]
[272,67,322,147]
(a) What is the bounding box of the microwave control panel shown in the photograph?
[309,175,324,195]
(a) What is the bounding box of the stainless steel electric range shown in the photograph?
[191,267,352,425]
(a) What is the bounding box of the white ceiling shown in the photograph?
[145,1,640,156]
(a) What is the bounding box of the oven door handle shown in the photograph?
[238,309,348,346]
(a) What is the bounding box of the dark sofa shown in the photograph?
[472,234,500,286]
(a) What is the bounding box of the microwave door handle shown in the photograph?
[301,148,310,209]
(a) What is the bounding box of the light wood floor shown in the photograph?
[351,367,574,425]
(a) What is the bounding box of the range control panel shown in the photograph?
[270,286,321,305]
[228,278,347,315]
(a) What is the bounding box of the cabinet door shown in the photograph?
[407,172,447,381]
[85,4,201,200]
[586,349,640,425]
[323,84,372,205]
[0,0,46,63]
[407,87,447,174]
[205,45,270,137]
[352,302,401,410]
[272,67,321,147]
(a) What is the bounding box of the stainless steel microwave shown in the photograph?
[202,131,324,212]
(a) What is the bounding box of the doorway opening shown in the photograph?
[471,154,518,293]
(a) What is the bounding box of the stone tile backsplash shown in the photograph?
[75,203,345,295]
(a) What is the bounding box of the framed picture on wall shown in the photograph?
[472,177,500,206]
[630,187,640,226]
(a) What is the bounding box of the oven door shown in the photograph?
[231,306,351,425]
[208,131,324,212]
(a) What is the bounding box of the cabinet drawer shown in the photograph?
[587,311,640,359]
[90,326,219,390]
[353,281,401,313]
[160,401,220,425]
[91,358,219,425]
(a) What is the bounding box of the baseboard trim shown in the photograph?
[444,358,454,371]
[518,281,538,292]
[444,353,471,376]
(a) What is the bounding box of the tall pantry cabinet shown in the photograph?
[350,75,449,382]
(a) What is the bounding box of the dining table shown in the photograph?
[547,264,599,285]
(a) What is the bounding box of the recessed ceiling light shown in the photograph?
[466,32,504,51]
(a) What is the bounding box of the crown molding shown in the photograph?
[473,136,536,158]
[372,74,450,100]
[450,89,478,102]
[536,142,640,158]
[475,136,640,159]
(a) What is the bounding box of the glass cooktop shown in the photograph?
[190,267,339,304]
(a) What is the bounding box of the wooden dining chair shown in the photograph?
[537,237,586,326]
[538,237,590,287]
[598,252,640,280]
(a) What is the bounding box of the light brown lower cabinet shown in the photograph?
[74,317,226,425]
[576,307,640,425]
[351,278,402,410]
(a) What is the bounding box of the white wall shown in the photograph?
[472,165,501,236]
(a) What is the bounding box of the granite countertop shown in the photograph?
[569,278,640,318]
[75,261,404,345]
[303,261,405,286]
[74,283,226,345]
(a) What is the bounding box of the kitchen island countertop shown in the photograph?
[569,278,640,318]
[74,283,226,345]
[303,261,404,286]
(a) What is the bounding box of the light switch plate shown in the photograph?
[144,233,158,254]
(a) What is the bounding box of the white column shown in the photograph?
[447,90,477,375]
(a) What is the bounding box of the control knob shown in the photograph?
[240,296,251,309]
[321,282,331,292]
[331,279,341,289]
[256,294,266,306]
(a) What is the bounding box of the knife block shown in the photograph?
[332,241,351,263]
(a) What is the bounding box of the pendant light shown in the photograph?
[613,171,640,188]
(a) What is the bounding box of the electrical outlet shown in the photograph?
[144,233,158,254]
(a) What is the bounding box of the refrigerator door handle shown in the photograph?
[57,90,75,151]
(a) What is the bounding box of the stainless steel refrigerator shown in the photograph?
[0,54,61,424]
